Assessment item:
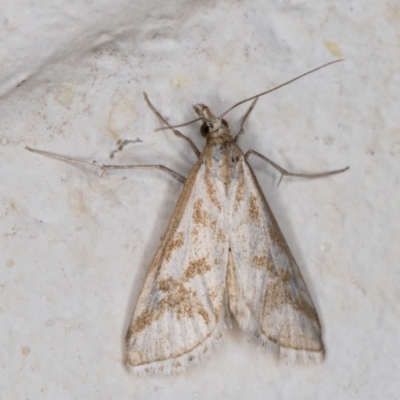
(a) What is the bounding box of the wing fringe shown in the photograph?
[125,325,226,375]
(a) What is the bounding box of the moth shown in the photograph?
[26,60,348,376]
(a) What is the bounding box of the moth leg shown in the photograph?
[143,92,201,158]
[234,98,259,143]
[245,149,349,186]
[25,147,186,184]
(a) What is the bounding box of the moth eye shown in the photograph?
[200,123,210,137]
[221,119,229,127]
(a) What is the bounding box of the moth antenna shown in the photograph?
[155,117,203,131]
[219,59,344,118]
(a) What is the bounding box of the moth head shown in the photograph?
[192,104,229,138]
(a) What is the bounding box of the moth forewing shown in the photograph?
[124,154,230,375]
[229,157,325,363]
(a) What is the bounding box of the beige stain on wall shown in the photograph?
[324,41,343,58]
[54,82,75,108]
[107,96,137,139]
[170,74,190,89]
[67,187,90,217]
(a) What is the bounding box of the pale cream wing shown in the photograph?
[228,156,324,362]
[125,157,230,375]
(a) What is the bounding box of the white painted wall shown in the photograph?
[1,1,399,398]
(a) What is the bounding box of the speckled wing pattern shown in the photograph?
[125,156,231,375]
[126,146,324,375]
[227,156,324,362]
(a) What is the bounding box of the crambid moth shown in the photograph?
[26,60,348,375]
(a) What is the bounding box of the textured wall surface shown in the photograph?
[1,1,399,399]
